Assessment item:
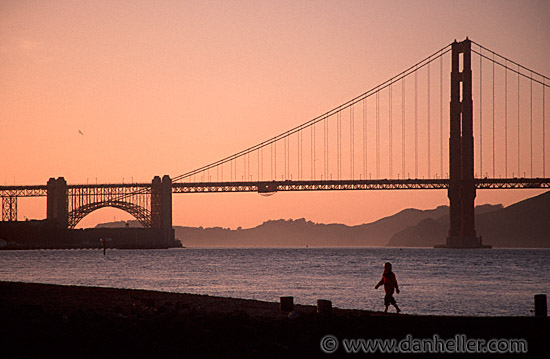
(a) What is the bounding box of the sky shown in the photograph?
[2,0,549,229]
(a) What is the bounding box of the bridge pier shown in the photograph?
[1,196,17,221]
[47,177,68,228]
[440,39,489,248]
[151,175,174,240]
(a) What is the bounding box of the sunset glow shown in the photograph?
[2,0,549,228]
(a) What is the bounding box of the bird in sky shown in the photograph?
[78,130,84,136]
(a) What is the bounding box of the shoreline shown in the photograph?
[4,246,550,250]
[1,281,548,358]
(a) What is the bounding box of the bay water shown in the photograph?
[1,247,548,316]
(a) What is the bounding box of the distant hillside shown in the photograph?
[95,193,550,248]
[96,220,143,228]
[388,191,550,248]
[96,202,507,247]
[171,204,503,247]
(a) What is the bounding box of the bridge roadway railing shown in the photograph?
[0,183,151,198]
[170,178,550,194]
[1,178,549,198]
[0,185,47,197]
[474,178,550,190]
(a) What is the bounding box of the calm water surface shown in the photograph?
[1,247,548,316]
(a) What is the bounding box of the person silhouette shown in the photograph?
[375,262,401,313]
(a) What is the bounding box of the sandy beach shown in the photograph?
[0,281,547,358]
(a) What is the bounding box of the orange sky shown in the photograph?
[2,0,549,229]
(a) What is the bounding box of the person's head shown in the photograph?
[384,262,392,273]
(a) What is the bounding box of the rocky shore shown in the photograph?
[1,281,547,358]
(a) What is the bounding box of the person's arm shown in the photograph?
[395,278,400,294]
[375,277,384,289]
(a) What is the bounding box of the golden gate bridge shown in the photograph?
[2,38,549,248]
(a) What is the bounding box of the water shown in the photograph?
[1,247,548,316]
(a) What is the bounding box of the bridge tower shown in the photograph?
[47,177,68,228]
[445,39,488,248]
[151,175,173,235]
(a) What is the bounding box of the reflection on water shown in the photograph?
[1,247,548,316]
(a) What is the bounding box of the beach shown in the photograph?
[0,281,547,358]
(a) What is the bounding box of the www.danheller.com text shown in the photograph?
[319,334,528,355]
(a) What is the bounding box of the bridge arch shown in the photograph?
[68,200,151,229]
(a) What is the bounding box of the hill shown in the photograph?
[388,191,550,248]
[172,204,503,247]
[97,192,550,248]
[98,207,463,247]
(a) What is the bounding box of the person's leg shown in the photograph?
[390,296,401,313]
[384,294,391,313]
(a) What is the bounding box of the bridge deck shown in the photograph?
[171,178,550,193]
[1,178,549,197]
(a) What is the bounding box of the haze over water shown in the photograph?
[1,247,547,316]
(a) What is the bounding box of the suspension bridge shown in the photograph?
[2,38,549,248]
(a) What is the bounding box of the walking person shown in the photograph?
[375,262,401,313]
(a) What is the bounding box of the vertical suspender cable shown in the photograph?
[389,83,393,178]
[376,91,380,178]
[414,68,418,178]
[297,133,300,179]
[283,138,286,180]
[310,126,314,179]
[339,111,341,179]
[282,138,285,180]
[427,61,431,178]
[492,52,496,178]
[323,117,328,179]
[324,117,327,179]
[518,66,520,176]
[544,82,546,178]
[479,48,483,177]
[298,132,301,179]
[259,148,262,181]
[302,130,304,179]
[283,137,287,180]
[289,136,291,179]
[327,116,330,178]
[274,141,277,180]
[312,124,315,180]
[440,53,443,177]
[336,112,338,179]
[337,111,341,179]
[402,78,406,177]
[505,59,508,177]
[351,106,355,179]
[363,98,367,179]
[530,72,533,177]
